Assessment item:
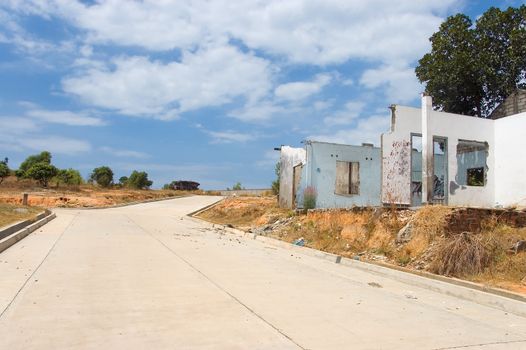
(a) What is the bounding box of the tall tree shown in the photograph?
[90,166,114,188]
[416,6,526,118]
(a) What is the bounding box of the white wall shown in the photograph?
[381,106,420,205]
[382,104,497,207]
[427,109,495,207]
[494,112,526,207]
[279,146,306,208]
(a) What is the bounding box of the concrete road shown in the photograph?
[0,196,525,350]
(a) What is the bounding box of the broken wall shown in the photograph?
[382,106,496,207]
[278,146,306,208]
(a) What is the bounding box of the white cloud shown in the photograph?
[27,109,105,126]
[309,114,391,146]
[62,45,272,118]
[323,101,365,126]
[0,116,91,155]
[23,136,91,155]
[12,0,455,65]
[100,146,149,159]
[255,150,280,168]
[206,130,255,144]
[0,117,38,134]
[229,101,288,122]
[360,64,423,103]
[275,74,331,101]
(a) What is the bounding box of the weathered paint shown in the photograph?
[296,141,381,208]
[278,146,306,208]
[381,96,526,208]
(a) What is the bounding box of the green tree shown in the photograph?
[90,166,114,188]
[0,161,9,185]
[232,182,242,190]
[26,163,58,187]
[16,151,52,179]
[415,6,526,117]
[118,176,129,187]
[271,162,280,195]
[56,168,84,186]
[127,170,152,189]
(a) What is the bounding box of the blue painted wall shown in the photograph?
[296,141,381,208]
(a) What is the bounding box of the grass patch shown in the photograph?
[0,203,43,228]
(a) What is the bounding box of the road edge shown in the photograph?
[0,210,56,254]
[188,209,526,317]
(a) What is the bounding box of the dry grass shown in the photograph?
[0,203,44,228]
[0,175,200,208]
[197,196,287,228]
[431,232,491,276]
[395,205,452,265]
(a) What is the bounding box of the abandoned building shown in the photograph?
[278,92,526,210]
[278,141,381,209]
[278,145,306,208]
[382,95,526,208]
[170,181,200,191]
[297,141,381,208]
[489,89,526,120]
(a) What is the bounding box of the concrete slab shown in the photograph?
[0,196,525,349]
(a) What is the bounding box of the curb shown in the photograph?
[188,213,526,318]
[186,197,225,217]
[0,210,56,254]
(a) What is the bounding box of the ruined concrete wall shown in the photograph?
[490,90,526,120]
[446,208,526,234]
[278,146,306,208]
[381,106,419,205]
[382,105,496,207]
[299,142,381,208]
[494,111,526,207]
[427,109,495,208]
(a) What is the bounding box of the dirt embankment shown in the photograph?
[198,197,526,294]
[0,176,202,208]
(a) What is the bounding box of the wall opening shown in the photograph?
[456,140,488,187]
[432,137,447,204]
[410,134,422,206]
[335,161,360,195]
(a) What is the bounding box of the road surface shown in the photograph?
[0,196,525,349]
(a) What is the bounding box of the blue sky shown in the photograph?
[0,0,523,189]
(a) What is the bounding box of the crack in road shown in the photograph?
[432,339,526,349]
[126,214,307,350]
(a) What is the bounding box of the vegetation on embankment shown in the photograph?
[198,197,526,294]
[0,203,44,229]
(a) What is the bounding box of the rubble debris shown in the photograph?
[396,222,413,243]
[510,240,526,254]
[293,237,305,246]
[368,282,382,288]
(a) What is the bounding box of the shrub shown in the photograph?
[271,162,280,195]
[432,232,491,277]
[127,170,152,189]
[26,162,58,187]
[119,176,129,186]
[0,159,9,185]
[90,166,114,188]
[56,168,84,186]
[303,186,317,209]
